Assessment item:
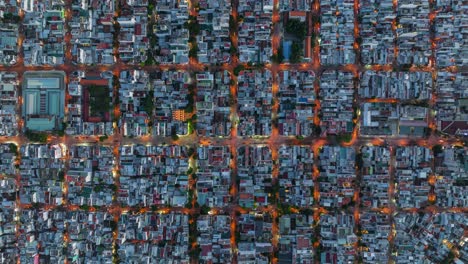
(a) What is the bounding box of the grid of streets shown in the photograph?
[0,0,467,263]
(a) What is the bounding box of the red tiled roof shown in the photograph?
[80,78,109,86]
[289,11,307,17]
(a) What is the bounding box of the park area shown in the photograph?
[84,85,111,122]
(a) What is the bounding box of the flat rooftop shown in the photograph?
[26,78,60,89]
[23,71,65,90]
[22,71,66,131]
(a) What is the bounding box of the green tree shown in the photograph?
[58,171,65,181]
[8,143,18,155]
[171,133,179,141]
[233,65,245,76]
[271,45,284,63]
[200,204,211,215]
[289,41,302,63]
[25,131,48,143]
[229,15,237,31]
[432,145,443,156]
[99,135,108,142]
[285,19,307,40]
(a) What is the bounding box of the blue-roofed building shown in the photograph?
[283,40,292,61]
[22,71,65,131]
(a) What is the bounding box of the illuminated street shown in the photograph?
[0,0,466,263]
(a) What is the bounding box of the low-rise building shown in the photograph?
[436,72,468,137]
[152,71,190,136]
[395,146,433,208]
[359,212,391,263]
[360,71,432,100]
[196,146,231,207]
[237,213,273,263]
[68,144,115,206]
[118,0,149,63]
[70,0,115,64]
[359,0,395,65]
[394,212,467,263]
[66,71,114,136]
[360,103,398,136]
[278,146,314,207]
[434,146,467,207]
[0,0,19,66]
[434,0,467,67]
[19,209,66,263]
[320,70,354,135]
[0,144,17,262]
[119,145,189,207]
[318,146,355,208]
[238,0,273,63]
[0,72,18,136]
[278,70,315,136]
[117,212,190,263]
[153,0,189,64]
[360,146,391,209]
[119,70,151,137]
[319,213,357,263]
[66,211,114,263]
[197,215,232,262]
[237,70,272,136]
[195,71,231,137]
[320,0,355,65]
[397,0,431,66]
[19,144,66,205]
[237,146,272,208]
[197,0,231,63]
[278,214,314,263]
[23,3,65,65]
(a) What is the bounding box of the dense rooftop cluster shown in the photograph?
[359,0,395,65]
[360,146,390,209]
[278,146,314,207]
[23,1,65,65]
[237,146,272,208]
[0,72,18,136]
[119,70,151,137]
[0,0,466,262]
[0,0,19,65]
[396,0,430,66]
[319,70,355,135]
[120,145,190,207]
[320,0,355,65]
[196,146,231,207]
[237,0,273,63]
[70,0,115,64]
[152,71,190,136]
[277,70,316,136]
[318,146,356,208]
[394,212,467,263]
[68,144,116,206]
[19,144,65,205]
[195,71,231,136]
[196,0,231,64]
[237,69,272,136]
[153,0,189,64]
[118,0,149,64]
[395,146,433,208]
